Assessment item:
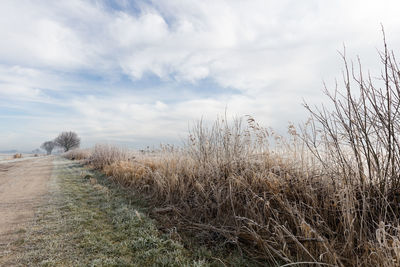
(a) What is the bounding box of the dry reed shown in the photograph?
[64,149,92,161]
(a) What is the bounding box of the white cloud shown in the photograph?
[1,0,400,150]
[1,0,399,87]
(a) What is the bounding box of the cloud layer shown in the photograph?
[1,0,400,150]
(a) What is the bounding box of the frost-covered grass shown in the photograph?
[12,158,245,266]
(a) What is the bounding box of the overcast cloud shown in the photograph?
[1,0,400,151]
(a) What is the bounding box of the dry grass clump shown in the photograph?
[104,161,151,185]
[88,144,130,169]
[64,149,91,161]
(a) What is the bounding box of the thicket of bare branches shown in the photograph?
[299,30,400,266]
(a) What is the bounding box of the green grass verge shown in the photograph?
[15,158,206,266]
[10,158,256,266]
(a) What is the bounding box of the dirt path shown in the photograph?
[0,157,243,266]
[0,156,53,254]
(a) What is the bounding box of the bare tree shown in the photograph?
[54,131,81,152]
[41,141,55,155]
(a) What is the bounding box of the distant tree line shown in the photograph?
[41,131,81,155]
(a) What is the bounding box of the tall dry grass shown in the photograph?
[64,149,92,161]
[88,144,130,169]
[102,118,340,266]
[65,35,400,266]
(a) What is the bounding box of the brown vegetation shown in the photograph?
[63,149,92,161]
[13,153,22,159]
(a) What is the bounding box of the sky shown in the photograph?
[1,0,400,151]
